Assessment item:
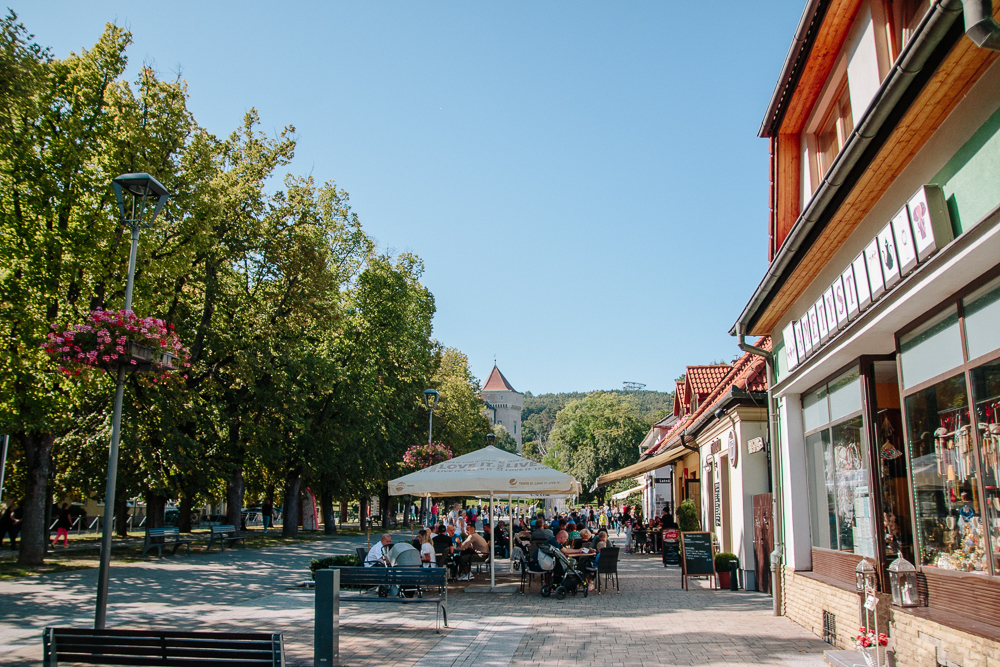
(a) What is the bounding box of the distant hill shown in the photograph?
[521,389,673,446]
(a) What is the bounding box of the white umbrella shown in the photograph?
[389,445,582,590]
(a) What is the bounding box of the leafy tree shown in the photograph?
[426,347,491,456]
[544,393,647,500]
[491,424,517,454]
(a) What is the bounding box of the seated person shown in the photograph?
[365,534,392,566]
[432,524,454,567]
[566,522,581,542]
[417,529,435,567]
[456,525,489,581]
[531,521,553,541]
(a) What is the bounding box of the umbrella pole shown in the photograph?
[490,492,495,591]
[509,493,513,574]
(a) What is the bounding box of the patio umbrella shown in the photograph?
[389,445,582,589]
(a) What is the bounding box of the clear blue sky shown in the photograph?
[13,2,802,395]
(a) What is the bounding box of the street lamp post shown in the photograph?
[421,389,440,526]
[94,173,169,630]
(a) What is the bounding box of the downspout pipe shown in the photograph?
[737,331,783,617]
[963,0,1000,50]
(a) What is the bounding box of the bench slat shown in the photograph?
[55,637,274,649]
[52,629,275,641]
[57,644,275,659]
[56,656,275,666]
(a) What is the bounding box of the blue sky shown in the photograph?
[14,2,802,394]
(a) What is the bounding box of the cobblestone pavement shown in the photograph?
[0,531,830,666]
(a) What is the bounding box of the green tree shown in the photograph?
[427,347,491,456]
[545,393,647,500]
[491,424,517,454]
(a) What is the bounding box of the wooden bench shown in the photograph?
[207,524,246,552]
[332,566,448,631]
[42,628,285,666]
[141,527,194,558]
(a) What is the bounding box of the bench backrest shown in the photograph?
[146,527,179,538]
[213,524,237,534]
[331,565,447,588]
[44,628,284,666]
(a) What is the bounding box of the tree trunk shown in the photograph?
[178,492,193,533]
[18,432,54,566]
[380,487,391,529]
[339,498,348,525]
[358,496,367,531]
[282,473,301,538]
[225,467,245,528]
[115,494,128,537]
[146,491,165,530]
[321,489,336,535]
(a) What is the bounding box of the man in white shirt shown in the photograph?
[365,534,392,566]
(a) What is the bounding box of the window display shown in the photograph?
[971,358,1000,573]
[803,369,875,557]
[904,374,987,573]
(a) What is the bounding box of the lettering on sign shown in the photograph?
[714,482,721,527]
[654,478,670,484]
[783,184,952,371]
[747,437,765,454]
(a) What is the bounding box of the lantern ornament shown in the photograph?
[855,557,878,594]
[888,556,919,607]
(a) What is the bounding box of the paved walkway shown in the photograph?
[0,532,830,666]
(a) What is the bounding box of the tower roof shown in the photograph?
[483,365,518,392]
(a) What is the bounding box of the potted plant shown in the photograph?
[715,552,739,588]
[855,626,888,667]
[677,498,701,531]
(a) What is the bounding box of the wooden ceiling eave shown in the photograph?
[751,34,1000,336]
[778,0,864,136]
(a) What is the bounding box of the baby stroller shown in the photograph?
[537,543,588,599]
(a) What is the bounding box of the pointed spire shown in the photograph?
[483,365,517,392]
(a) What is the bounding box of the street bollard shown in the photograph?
[729,560,739,591]
[314,569,340,667]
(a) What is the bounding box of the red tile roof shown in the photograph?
[642,338,771,460]
[483,365,518,392]
[686,365,732,396]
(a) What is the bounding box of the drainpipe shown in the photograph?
[963,0,1000,49]
[737,331,783,617]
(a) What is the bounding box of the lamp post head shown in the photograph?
[112,173,170,229]
[423,389,440,410]
[486,433,496,447]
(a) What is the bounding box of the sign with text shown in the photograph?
[662,528,680,566]
[680,531,716,590]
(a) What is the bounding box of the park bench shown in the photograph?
[207,524,246,552]
[331,566,448,631]
[141,527,194,558]
[42,628,285,666]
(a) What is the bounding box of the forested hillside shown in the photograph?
[521,389,673,447]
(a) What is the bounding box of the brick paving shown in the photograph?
[0,531,830,666]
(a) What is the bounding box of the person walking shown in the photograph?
[261,499,273,533]
[0,501,20,550]
[52,503,73,548]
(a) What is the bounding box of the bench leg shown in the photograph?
[439,601,448,630]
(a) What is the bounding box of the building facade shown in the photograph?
[734,1,1000,662]
[482,364,524,452]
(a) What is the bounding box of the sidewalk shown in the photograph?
[0,533,830,666]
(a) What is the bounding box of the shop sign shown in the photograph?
[747,436,765,454]
[714,482,721,527]
[783,184,952,371]
[654,478,670,484]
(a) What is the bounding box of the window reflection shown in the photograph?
[971,358,1000,573]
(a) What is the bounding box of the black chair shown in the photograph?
[518,553,550,593]
[587,547,620,593]
[356,547,369,563]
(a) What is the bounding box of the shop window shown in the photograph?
[904,373,987,573]
[971,358,1000,574]
[873,360,914,566]
[963,276,1000,362]
[803,368,876,556]
[899,306,963,389]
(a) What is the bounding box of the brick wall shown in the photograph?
[780,567,1000,666]
[890,610,1000,667]
[780,567,890,651]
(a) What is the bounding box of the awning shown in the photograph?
[610,484,646,501]
[596,444,692,487]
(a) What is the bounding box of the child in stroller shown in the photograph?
[536,542,589,599]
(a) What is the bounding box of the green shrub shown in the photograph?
[715,552,739,572]
[677,499,700,531]
[310,553,360,578]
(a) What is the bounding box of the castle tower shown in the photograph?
[481,365,524,453]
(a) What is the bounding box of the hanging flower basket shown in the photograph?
[855,627,888,667]
[43,309,189,379]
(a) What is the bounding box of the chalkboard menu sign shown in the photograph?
[680,531,716,590]
[662,528,680,566]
